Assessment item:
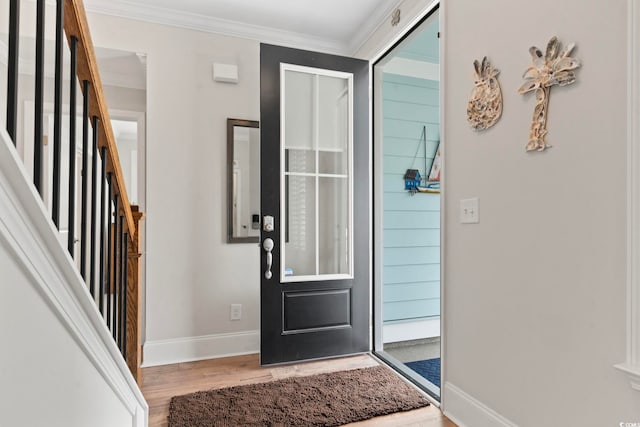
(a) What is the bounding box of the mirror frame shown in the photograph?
[227,118,260,243]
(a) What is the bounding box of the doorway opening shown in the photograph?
[372,5,442,401]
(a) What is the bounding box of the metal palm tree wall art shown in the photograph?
[467,56,503,131]
[518,36,581,152]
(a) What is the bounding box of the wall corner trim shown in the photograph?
[615,363,640,391]
[442,382,517,427]
[617,0,640,392]
[142,330,260,367]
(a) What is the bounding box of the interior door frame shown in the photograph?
[370,0,445,404]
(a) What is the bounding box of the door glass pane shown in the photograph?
[318,151,347,175]
[317,75,348,152]
[281,64,353,281]
[286,149,315,174]
[318,177,349,275]
[284,70,314,150]
[318,75,349,175]
[284,175,316,276]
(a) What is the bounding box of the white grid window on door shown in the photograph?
[280,63,354,282]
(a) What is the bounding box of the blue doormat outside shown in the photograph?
[405,358,440,388]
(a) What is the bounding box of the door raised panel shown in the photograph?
[282,289,351,333]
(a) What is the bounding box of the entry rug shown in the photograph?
[405,358,441,388]
[168,365,429,427]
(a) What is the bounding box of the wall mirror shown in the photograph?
[227,118,260,243]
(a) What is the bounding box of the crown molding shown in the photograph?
[360,0,439,62]
[83,0,349,55]
[348,0,403,56]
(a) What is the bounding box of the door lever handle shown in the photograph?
[263,238,274,279]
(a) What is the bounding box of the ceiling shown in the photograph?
[84,0,402,55]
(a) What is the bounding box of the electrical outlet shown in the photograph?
[230,304,242,321]
[460,197,479,224]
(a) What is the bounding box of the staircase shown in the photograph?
[0,1,147,425]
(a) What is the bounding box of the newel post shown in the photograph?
[126,205,144,384]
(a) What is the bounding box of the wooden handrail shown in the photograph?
[63,0,136,241]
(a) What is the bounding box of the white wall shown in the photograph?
[0,54,6,131]
[85,13,262,365]
[0,127,147,427]
[115,134,138,202]
[104,85,147,113]
[1,245,135,427]
[362,0,640,425]
[442,0,640,424]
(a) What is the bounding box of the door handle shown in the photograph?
[263,238,274,279]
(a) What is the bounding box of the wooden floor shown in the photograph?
[142,353,456,427]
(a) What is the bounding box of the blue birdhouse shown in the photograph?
[404,169,421,191]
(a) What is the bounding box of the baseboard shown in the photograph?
[615,363,640,391]
[443,382,517,427]
[383,318,440,343]
[142,330,260,366]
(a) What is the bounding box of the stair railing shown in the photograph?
[4,0,143,383]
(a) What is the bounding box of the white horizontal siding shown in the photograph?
[382,72,441,324]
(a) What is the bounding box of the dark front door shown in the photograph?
[259,44,369,365]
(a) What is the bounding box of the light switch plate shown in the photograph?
[230,304,242,320]
[460,197,479,224]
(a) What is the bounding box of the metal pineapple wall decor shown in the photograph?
[467,57,503,131]
[518,36,581,152]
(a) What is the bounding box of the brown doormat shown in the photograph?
[168,365,430,426]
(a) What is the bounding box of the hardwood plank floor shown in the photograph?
[142,353,456,427]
